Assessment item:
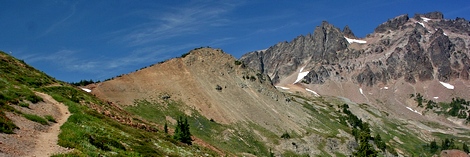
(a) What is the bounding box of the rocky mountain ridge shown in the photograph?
[242,11,470,87]
[241,12,470,105]
[91,48,311,132]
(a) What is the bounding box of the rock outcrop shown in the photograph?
[374,14,409,33]
[343,25,356,38]
[241,21,349,84]
[242,11,470,87]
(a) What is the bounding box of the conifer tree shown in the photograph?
[173,116,192,145]
[164,122,168,134]
[429,139,438,153]
[463,142,469,153]
[374,133,386,151]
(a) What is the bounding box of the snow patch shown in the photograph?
[257,49,268,52]
[275,86,290,90]
[433,97,439,99]
[439,81,454,89]
[443,32,447,36]
[359,88,363,95]
[422,17,431,22]
[294,66,310,84]
[305,88,320,97]
[380,86,389,90]
[344,37,367,44]
[406,107,422,115]
[417,22,425,27]
[80,87,92,93]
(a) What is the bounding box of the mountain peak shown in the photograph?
[242,11,470,104]
[414,11,444,19]
[343,25,356,38]
[374,14,409,33]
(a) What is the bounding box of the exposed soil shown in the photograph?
[0,92,72,157]
[91,48,312,134]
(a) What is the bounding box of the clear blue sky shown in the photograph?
[1,0,469,82]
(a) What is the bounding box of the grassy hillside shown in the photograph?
[0,51,56,133]
[0,51,218,156]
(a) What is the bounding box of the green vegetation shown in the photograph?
[164,122,168,134]
[126,98,273,156]
[19,102,30,108]
[463,142,469,153]
[280,131,291,139]
[40,86,217,156]
[180,52,190,58]
[0,51,56,133]
[69,79,98,86]
[374,133,386,152]
[0,111,18,134]
[282,150,310,157]
[23,114,49,125]
[234,60,242,65]
[339,104,384,156]
[173,116,192,145]
[412,93,470,121]
[411,93,424,107]
[44,115,57,123]
[242,75,257,81]
[215,84,222,91]
[424,137,470,155]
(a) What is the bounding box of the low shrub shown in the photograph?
[19,102,30,108]
[23,114,48,125]
[45,115,57,123]
[0,111,18,134]
[26,94,43,103]
[281,132,291,139]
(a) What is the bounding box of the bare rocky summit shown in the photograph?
[241,11,470,104]
[91,48,310,132]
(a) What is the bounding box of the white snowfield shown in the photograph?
[433,97,439,99]
[275,86,290,90]
[344,37,367,44]
[80,87,92,93]
[417,22,425,27]
[406,107,422,115]
[359,88,364,95]
[257,49,268,52]
[305,88,320,97]
[421,17,431,22]
[439,81,454,89]
[294,66,310,84]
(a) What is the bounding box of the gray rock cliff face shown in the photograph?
[241,12,470,87]
[342,25,356,38]
[374,14,409,33]
[241,21,349,84]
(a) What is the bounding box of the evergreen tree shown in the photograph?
[463,142,469,153]
[164,122,168,134]
[354,123,377,157]
[173,116,192,145]
[429,139,438,153]
[374,133,386,151]
[353,132,378,157]
[441,138,455,150]
[280,131,291,139]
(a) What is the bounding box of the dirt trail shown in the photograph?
[26,92,72,157]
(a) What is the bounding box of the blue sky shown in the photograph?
[1,0,469,82]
